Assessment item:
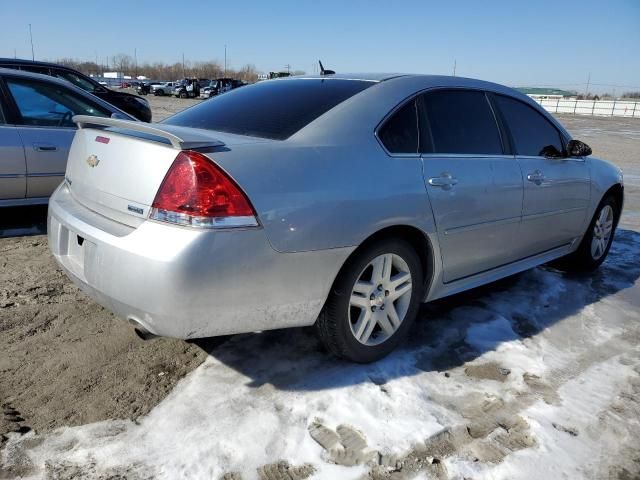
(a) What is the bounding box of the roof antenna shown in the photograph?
[319,60,335,76]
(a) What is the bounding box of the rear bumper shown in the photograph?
[48,183,353,339]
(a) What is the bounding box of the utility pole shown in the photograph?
[14,48,17,59]
[224,44,227,76]
[182,52,185,77]
[284,64,291,74]
[585,72,591,98]
[453,59,457,76]
[28,24,34,60]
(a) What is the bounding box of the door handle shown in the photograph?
[33,143,58,152]
[428,173,458,190]
[527,170,545,185]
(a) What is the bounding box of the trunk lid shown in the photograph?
[66,116,260,227]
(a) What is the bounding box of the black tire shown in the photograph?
[179,91,187,99]
[315,239,424,363]
[554,194,619,272]
[155,90,164,96]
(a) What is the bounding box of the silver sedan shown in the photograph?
[48,73,623,362]
[0,68,134,207]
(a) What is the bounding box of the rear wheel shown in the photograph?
[316,239,423,363]
[179,91,187,99]
[555,195,618,272]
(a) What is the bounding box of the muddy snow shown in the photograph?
[1,100,639,479]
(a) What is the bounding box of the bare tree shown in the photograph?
[109,54,134,76]
[49,56,271,83]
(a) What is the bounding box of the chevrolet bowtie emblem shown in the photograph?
[86,154,100,167]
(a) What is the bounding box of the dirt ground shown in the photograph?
[0,95,204,458]
[1,97,639,479]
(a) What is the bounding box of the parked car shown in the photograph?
[48,74,623,362]
[199,78,246,98]
[173,78,209,98]
[0,58,152,122]
[152,82,175,96]
[136,81,161,95]
[0,68,135,207]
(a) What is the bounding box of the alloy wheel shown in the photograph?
[591,204,614,260]
[348,253,413,346]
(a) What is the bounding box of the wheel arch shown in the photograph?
[329,225,435,299]
[604,183,624,222]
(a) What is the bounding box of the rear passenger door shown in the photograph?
[492,94,590,255]
[0,88,26,201]
[418,89,523,282]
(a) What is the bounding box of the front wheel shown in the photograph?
[556,195,619,272]
[315,239,423,363]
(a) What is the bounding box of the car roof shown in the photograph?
[0,67,135,120]
[0,66,83,85]
[0,57,73,69]
[285,73,571,143]
[288,73,406,82]
[290,72,517,92]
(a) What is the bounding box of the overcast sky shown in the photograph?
[2,0,639,93]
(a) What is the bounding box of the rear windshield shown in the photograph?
[162,79,374,140]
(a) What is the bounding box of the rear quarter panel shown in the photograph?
[210,139,434,253]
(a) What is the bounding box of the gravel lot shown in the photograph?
[1,96,639,479]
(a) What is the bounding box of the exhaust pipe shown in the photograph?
[128,317,158,341]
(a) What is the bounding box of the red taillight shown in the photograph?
[150,150,257,228]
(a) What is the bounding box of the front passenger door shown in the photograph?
[492,95,590,256]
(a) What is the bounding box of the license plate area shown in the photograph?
[58,225,95,281]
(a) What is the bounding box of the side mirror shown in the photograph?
[567,139,592,157]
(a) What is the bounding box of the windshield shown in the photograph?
[162,79,374,140]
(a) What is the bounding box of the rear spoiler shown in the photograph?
[73,115,226,150]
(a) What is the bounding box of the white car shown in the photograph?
[152,82,175,96]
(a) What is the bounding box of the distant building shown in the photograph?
[103,71,124,79]
[517,87,577,100]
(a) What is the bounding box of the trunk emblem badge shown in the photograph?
[86,155,100,167]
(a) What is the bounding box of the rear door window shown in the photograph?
[420,90,503,155]
[494,94,565,157]
[378,99,419,154]
[6,77,110,127]
[163,79,374,140]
